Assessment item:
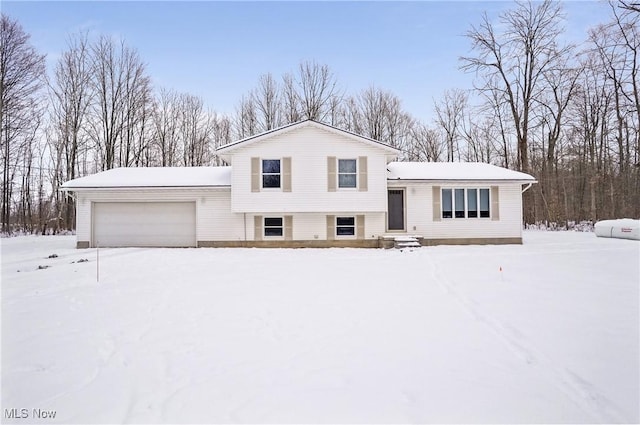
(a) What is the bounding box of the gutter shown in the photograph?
[387,179,537,185]
[60,185,232,191]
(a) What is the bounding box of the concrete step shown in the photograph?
[396,241,421,248]
[394,236,421,249]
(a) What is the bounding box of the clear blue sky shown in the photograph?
[4,1,610,122]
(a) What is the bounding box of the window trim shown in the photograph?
[263,216,284,238]
[261,159,281,190]
[441,187,491,220]
[335,216,356,238]
[337,158,358,190]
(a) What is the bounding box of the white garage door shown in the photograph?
[93,202,196,247]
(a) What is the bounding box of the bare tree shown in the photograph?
[433,89,468,162]
[619,1,640,13]
[461,0,566,175]
[476,77,516,168]
[89,35,148,170]
[48,32,93,229]
[252,73,281,131]
[588,3,640,218]
[179,93,209,166]
[281,73,301,124]
[351,86,412,153]
[0,14,45,232]
[295,61,340,122]
[210,112,232,165]
[119,51,152,167]
[152,88,180,166]
[234,94,258,139]
[406,123,444,162]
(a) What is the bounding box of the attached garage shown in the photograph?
[92,202,196,247]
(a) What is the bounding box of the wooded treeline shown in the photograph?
[1,1,638,234]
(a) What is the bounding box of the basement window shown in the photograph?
[336,216,356,236]
[264,217,283,237]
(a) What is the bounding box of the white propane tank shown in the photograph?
[594,218,640,240]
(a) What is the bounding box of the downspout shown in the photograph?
[243,212,247,241]
[521,183,534,235]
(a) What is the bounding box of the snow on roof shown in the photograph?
[61,167,231,189]
[61,162,535,190]
[387,162,536,181]
[217,120,399,154]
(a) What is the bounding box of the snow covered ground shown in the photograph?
[1,231,638,424]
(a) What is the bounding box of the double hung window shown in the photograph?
[262,159,281,188]
[338,159,357,188]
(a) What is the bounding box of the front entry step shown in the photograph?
[381,235,423,249]
[394,236,421,249]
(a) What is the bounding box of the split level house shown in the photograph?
[61,120,536,248]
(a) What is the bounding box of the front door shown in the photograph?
[388,189,405,231]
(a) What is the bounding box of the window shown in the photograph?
[467,188,478,218]
[479,188,490,218]
[264,217,283,237]
[338,159,357,188]
[336,216,355,236]
[262,159,280,188]
[454,189,465,218]
[442,189,453,218]
[442,188,490,219]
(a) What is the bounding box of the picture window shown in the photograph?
[442,188,490,219]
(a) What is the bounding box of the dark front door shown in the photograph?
[388,189,405,231]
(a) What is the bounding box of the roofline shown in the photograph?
[60,185,231,191]
[217,119,400,154]
[387,178,538,184]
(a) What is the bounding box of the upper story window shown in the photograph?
[262,159,281,188]
[338,159,357,188]
[442,188,490,219]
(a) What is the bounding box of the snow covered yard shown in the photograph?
[1,232,638,424]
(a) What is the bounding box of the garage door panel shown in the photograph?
[93,202,196,247]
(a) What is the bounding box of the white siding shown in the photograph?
[248,212,386,241]
[390,181,524,239]
[75,188,387,245]
[228,126,391,213]
[75,188,247,245]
